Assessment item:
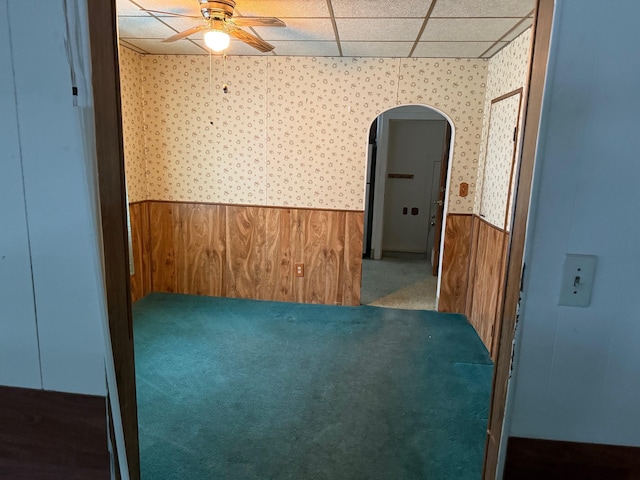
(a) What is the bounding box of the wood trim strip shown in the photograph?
[483,1,555,478]
[87,0,140,477]
[477,214,508,234]
[503,91,525,231]
[491,87,524,105]
[137,199,363,214]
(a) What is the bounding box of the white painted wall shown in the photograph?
[505,0,640,451]
[0,1,107,396]
[0,2,42,389]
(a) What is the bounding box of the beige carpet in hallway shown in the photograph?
[361,257,437,310]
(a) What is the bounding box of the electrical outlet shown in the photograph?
[295,263,304,277]
[559,254,597,307]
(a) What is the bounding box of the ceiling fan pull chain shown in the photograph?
[222,54,229,94]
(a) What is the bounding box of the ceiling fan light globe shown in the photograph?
[204,30,230,52]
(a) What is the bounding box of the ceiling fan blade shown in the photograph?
[143,9,200,19]
[229,28,275,52]
[163,24,209,43]
[231,17,286,28]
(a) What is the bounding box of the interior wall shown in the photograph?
[507,0,640,447]
[0,3,41,389]
[119,52,488,213]
[476,29,532,229]
[460,28,532,352]
[0,1,107,396]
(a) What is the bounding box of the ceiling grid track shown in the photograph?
[325,0,343,57]
[479,8,536,57]
[408,0,439,58]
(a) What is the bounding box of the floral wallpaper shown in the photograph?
[118,47,146,202]
[266,57,399,209]
[478,93,521,228]
[120,53,489,212]
[476,29,532,229]
[398,59,488,212]
[142,55,267,204]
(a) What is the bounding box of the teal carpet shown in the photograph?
[133,293,492,480]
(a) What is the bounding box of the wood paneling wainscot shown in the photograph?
[133,201,363,306]
[129,201,151,302]
[466,218,508,356]
[438,214,474,314]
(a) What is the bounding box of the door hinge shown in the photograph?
[520,262,526,292]
[513,126,518,142]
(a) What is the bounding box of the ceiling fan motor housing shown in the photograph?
[199,0,236,20]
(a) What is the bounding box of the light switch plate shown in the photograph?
[559,254,597,307]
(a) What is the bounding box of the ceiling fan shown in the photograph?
[150,0,286,52]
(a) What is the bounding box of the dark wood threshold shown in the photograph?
[504,436,640,480]
[0,386,110,480]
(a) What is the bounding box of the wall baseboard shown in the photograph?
[504,436,640,480]
[0,386,110,479]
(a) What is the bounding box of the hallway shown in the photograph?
[361,257,438,310]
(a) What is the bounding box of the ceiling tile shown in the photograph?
[118,16,179,38]
[431,0,535,18]
[193,39,273,55]
[116,0,148,16]
[336,18,424,42]
[503,18,533,41]
[413,41,494,58]
[132,0,201,17]
[121,38,206,54]
[269,41,340,56]
[155,15,208,35]
[253,18,335,41]
[421,18,520,41]
[481,42,508,58]
[331,0,433,18]
[341,42,414,57]
[234,0,330,18]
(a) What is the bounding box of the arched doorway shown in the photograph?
[361,105,453,310]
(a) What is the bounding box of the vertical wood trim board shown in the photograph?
[484,1,556,478]
[465,216,481,319]
[343,211,364,306]
[438,214,473,314]
[133,202,363,306]
[0,386,110,479]
[87,0,140,476]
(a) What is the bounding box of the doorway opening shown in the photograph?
[361,105,452,311]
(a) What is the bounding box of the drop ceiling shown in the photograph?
[118,0,534,58]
